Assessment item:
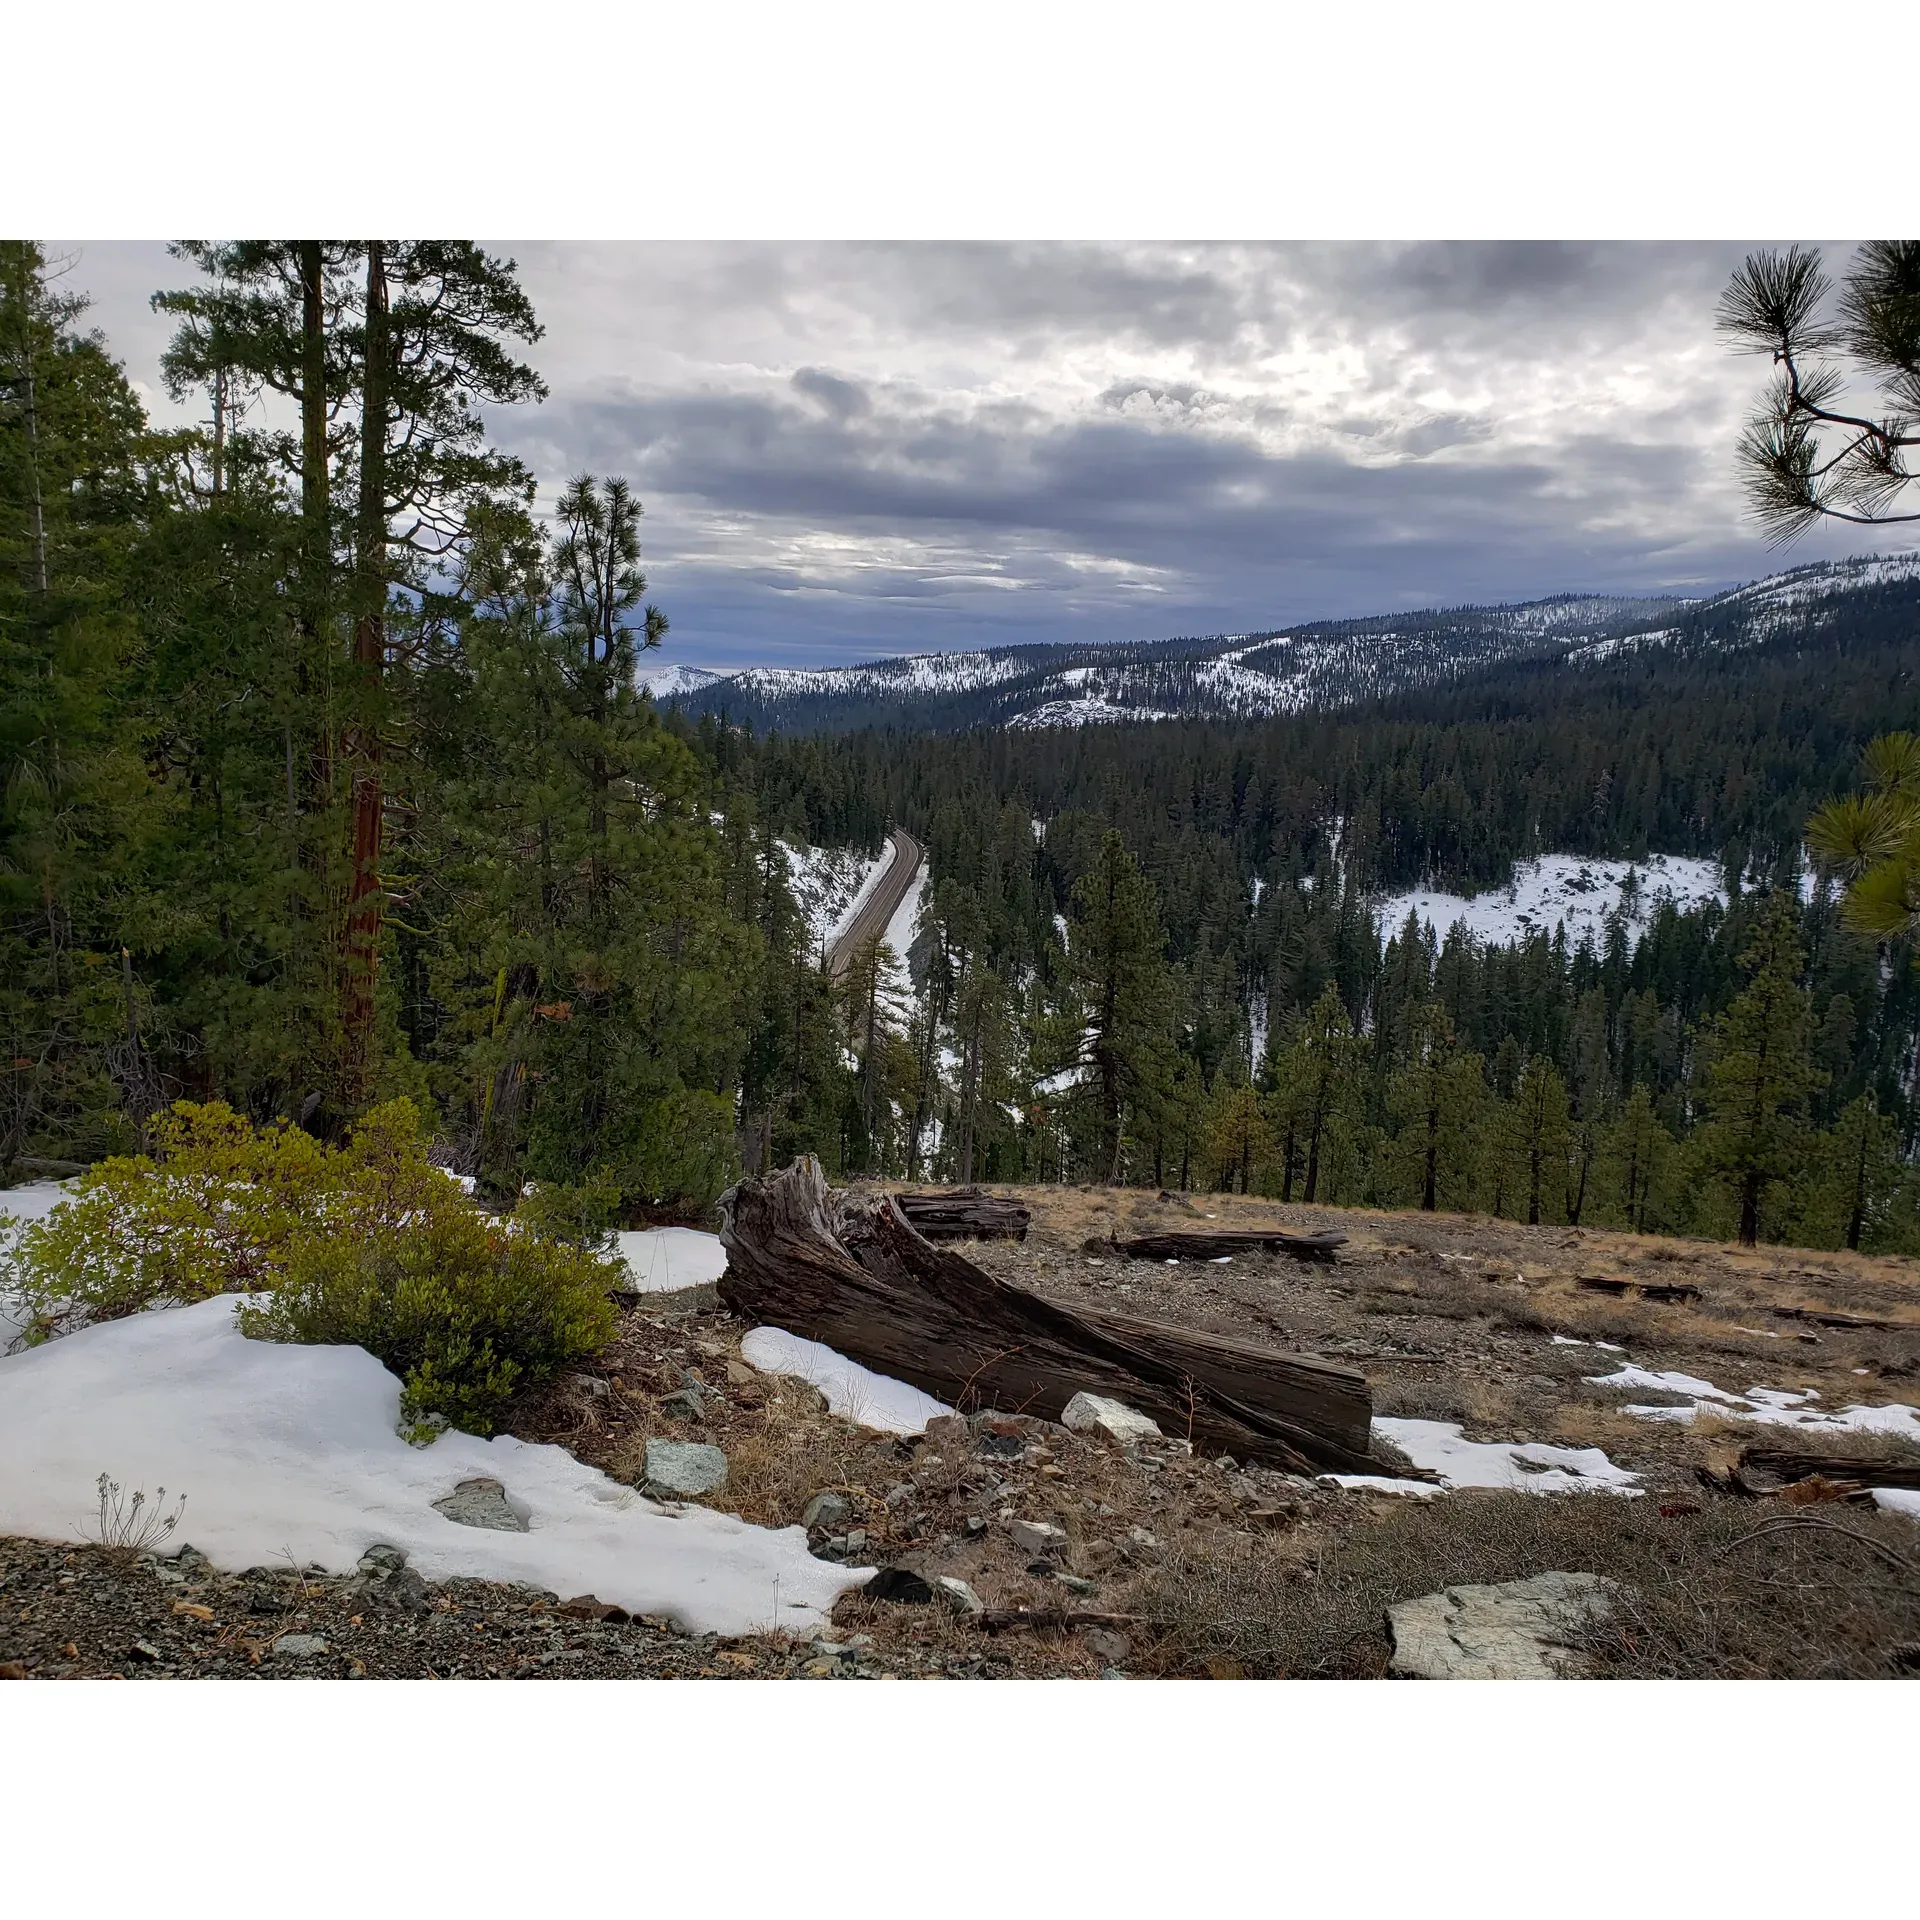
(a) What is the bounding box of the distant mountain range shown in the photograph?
[656,553,1920,735]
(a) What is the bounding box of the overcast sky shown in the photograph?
[55,239,1895,673]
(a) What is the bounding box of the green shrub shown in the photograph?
[13,1095,618,1429]
[239,1206,617,1435]
[12,1100,336,1340]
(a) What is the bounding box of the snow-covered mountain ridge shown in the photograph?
[668,552,1920,735]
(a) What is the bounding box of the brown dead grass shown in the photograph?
[1130,1488,1920,1679]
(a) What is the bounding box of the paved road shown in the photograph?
[829,827,923,976]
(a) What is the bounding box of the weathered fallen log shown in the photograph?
[718,1157,1382,1475]
[1738,1445,1920,1494]
[1110,1228,1347,1264]
[1771,1304,1908,1333]
[894,1187,1030,1241]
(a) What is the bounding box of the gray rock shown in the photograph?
[1061,1392,1163,1446]
[844,1529,868,1555]
[273,1633,329,1658]
[659,1386,710,1421]
[1007,1518,1069,1557]
[933,1575,984,1616]
[1388,1572,1620,1680]
[368,1566,430,1613]
[357,1544,408,1576]
[566,1372,611,1399]
[802,1491,853,1532]
[1085,1627,1131,1664]
[644,1438,729,1498]
[1058,1573,1099,1597]
[432,1477,528,1532]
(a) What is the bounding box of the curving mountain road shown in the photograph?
[829,828,923,976]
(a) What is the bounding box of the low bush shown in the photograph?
[12,1097,618,1433]
[240,1205,617,1436]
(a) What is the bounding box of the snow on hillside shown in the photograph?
[1377,854,1725,953]
[635,662,728,698]
[784,838,895,956]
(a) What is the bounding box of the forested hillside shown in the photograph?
[8,236,1920,1259]
[676,559,1920,735]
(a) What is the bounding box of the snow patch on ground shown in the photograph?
[1377,853,1725,953]
[615,1227,727,1294]
[1327,1417,1642,1498]
[0,1297,862,1634]
[740,1326,952,1434]
[1588,1364,1920,1441]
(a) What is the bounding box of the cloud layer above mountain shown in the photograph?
[64,240,1886,670]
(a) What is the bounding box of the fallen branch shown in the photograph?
[1109,1228,1347,1264]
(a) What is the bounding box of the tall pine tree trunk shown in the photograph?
[342,241,389,1103]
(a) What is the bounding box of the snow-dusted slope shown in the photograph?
[672,551,1920,736]
[782,838,895,956]
[1377,854,1726,952]
[635,662,727,699]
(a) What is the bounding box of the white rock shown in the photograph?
[933,1575,984,1615]
[1007,1518,1069,1557]
[1388,1572,1619,1680]
[1061,1392,1163,1445]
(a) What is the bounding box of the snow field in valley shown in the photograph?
[1376,853,1726,954]
[0,1296,863,1635]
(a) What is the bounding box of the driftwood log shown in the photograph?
[718,1157,1381,1475]
[1110,1228,1346,1264]
[894,1187,1030,1241]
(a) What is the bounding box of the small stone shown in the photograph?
[803,1659,839,1678]
[128,1641,163,1663]
[369,1566,430,1613]
[1388,1572,1619,1680]
[272,1633,328,1659]
[725,1360,757,1387]
[1126,1526,1159,1551]
[358,1543,408,1574]
[1214,1456,1238,1473]
[802,1491,853,1532]
[1061,1392,1164,1446]
[1007,1518,1069,1557]
[1085,1627,1131,1664]
[923,1412,971,1449]
[659,1387,708,1421]
[933,1575,984,1616]
[432,1477,528,1532]
[1058,1574,1098,1597]
[644,1439,729,1498]
[566,1372,611,1398]
[844,1530,869,1555]
[963,1514,989,1536]
[558,1595,631,1623]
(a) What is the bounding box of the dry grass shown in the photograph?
[1129,1489,1920,1679]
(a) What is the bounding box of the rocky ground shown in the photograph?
[6,1184,1919,1680]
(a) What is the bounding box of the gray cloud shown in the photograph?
[50,238,1891,672]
